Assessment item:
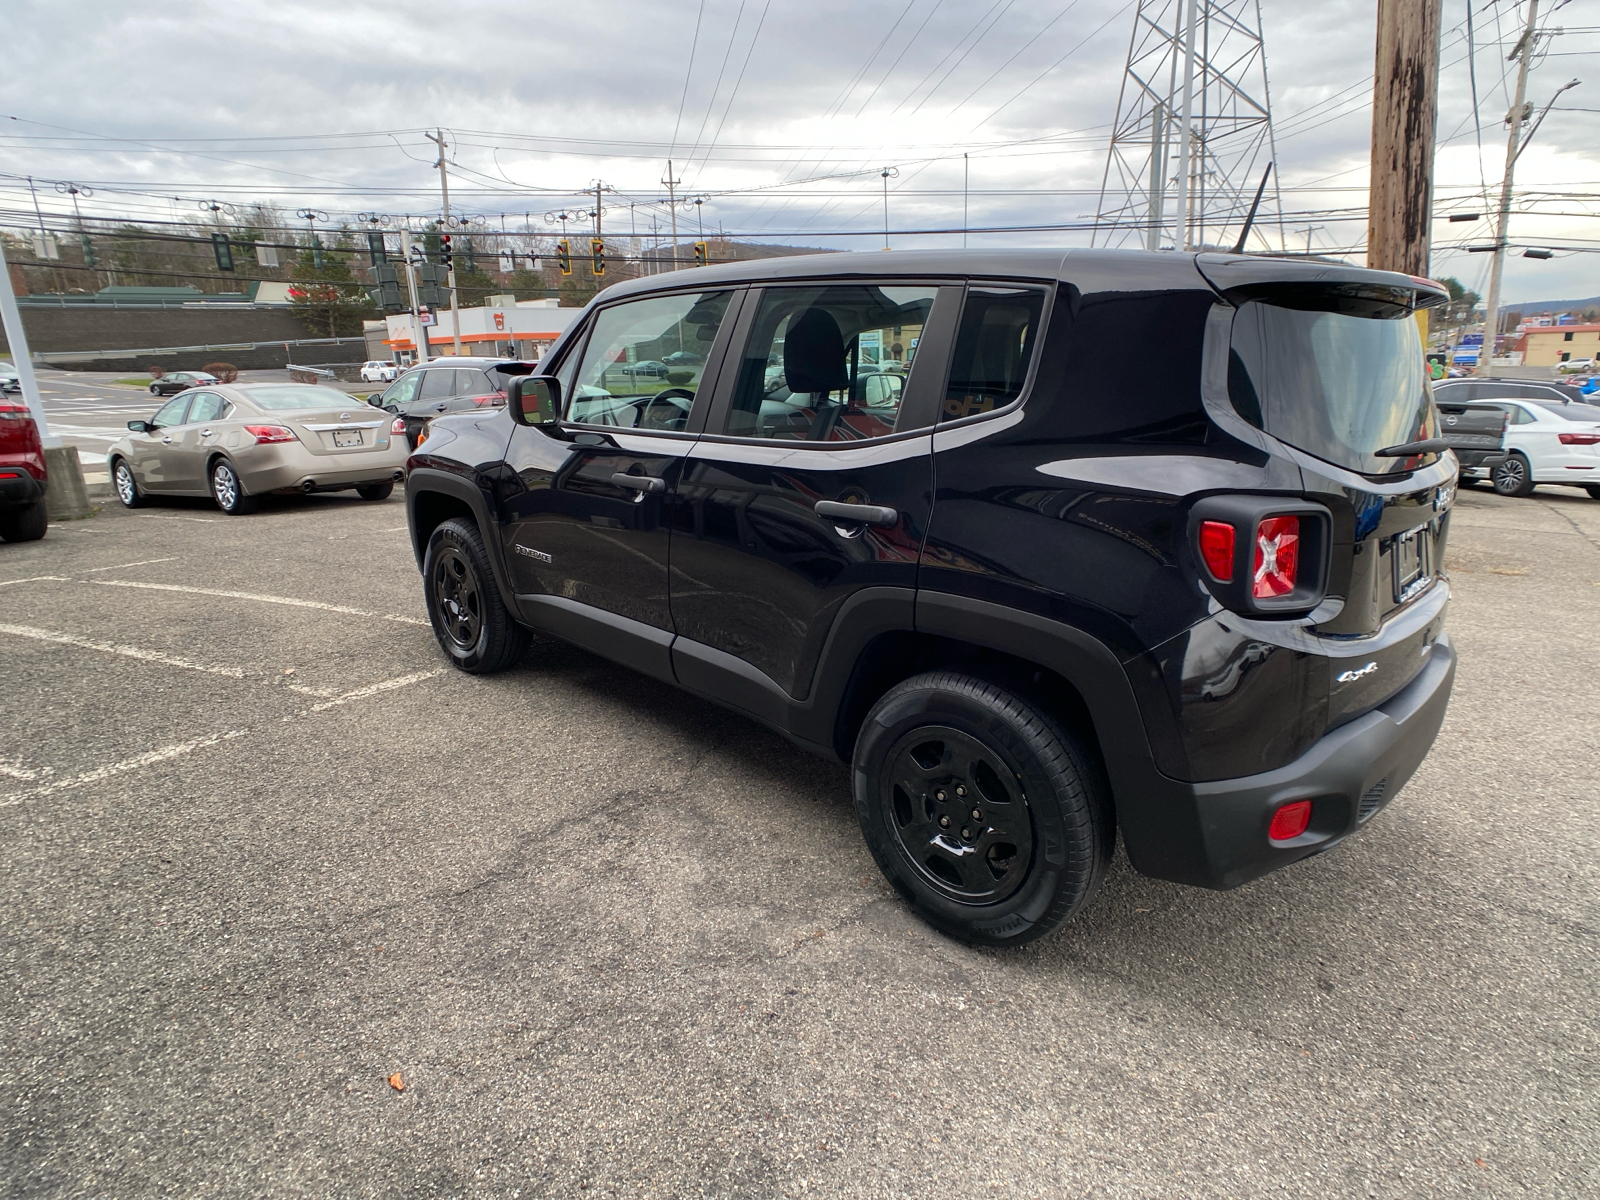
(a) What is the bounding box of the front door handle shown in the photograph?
[200,428,214,437]
[815,500,897,527]
[161,436,174,444]
[611,473,667,495]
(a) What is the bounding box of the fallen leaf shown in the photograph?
[1486,567,1528,576]
[1474,1158,1488,1169]
[283,667,295,675]
[1134,908,1151,913]
[388,1073,404,1092]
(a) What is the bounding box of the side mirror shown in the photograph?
[367,394,383,406]
[508,376,561,428]
[127,420,151,433]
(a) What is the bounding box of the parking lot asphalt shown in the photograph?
[2,482,1596,1199]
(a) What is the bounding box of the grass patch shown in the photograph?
[114,378,155,387]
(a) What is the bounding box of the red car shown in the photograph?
[0,397,48,542]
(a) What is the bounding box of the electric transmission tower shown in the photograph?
[1092,0,1284,254]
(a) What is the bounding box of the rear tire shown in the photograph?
[112,459,148,508]
[0,499,48,542]
[356,481,394,502]
[1492,452,1535,497]
[853,671,1114,947]
[423,517,528,674]
[209,458,257,515]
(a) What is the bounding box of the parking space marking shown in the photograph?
[0,576,70,588]
[81,557,180,573]
[308,668,445,711]
[90,579,429,626]
[0,730,249,808]
[0,622,249,677]
[133,515,218,524]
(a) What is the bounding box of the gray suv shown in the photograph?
[371,358,536,448]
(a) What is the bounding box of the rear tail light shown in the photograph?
[391,417,407,435]
[1252,515,1300,599]
[0,401,31,419]
[244,424,296,444]
[1268,799,1312,842]
[1198,521,1236,581]
[1558,432,1600,445]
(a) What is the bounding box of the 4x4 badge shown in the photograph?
[1337,662,1378,683]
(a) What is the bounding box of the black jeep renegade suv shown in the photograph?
[403,248,1457,946]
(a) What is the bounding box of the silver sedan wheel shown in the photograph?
[212,462,239,508]
[114,462,137,506]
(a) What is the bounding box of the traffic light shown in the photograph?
[81,233,98,268]
[461,237,476,275]
[694,241,708,268]
[557,240,572,276]
[439,232,453,270]
[311,234,324,270]
[366,231,386,266]
[590,238,605,277]
[373,263,403,310]
[416,263,447,307]
[212,232,234,272]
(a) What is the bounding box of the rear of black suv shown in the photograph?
[404,246,1456,946]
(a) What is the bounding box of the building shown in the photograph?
[382,299,581,364]
[1514,323,1600,367]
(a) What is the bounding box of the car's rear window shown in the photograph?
[1228,299,1435,476]
[1534,401,1600,422]
[247,386,358,410]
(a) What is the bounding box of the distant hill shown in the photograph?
[1501,295,1600,316]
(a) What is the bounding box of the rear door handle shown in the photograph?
[200,428,214,437]
[814,500,898,527]
[611,473,667,494]
[160,436,173,444]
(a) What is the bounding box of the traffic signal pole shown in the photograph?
[399,229,429,365]
[426,129,464,355]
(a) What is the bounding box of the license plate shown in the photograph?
[332,430,362,448]
[1391,527,1430,604]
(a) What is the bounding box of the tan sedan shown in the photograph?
[107,383,409,515]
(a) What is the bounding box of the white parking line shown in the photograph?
[81,557,180,573]
[0,622,249,677]
[308,668,445,711]
[0,730,249,808]
[0,576,69,587]
[90,579,429,626]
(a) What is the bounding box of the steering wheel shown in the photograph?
[639,387,695,431]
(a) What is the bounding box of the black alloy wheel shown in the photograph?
[422,517,528,673]
[853,671,1113,946]
[1492,452,1535,497]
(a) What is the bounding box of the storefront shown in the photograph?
[383,300,581,364]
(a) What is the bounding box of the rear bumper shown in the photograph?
[1454,450,1505,471]
[0,466,46,507]
[1179,634,1456,889]
[235,443,408,494]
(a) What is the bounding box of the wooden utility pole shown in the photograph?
[1367,0,1444,278]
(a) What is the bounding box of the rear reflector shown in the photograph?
[1558,432,1600,445]
[1253,515,1300,598]
[391,417,407,435]
[1268,799,1312,841]
[244,424,296,444]
[1198,521,1236,581]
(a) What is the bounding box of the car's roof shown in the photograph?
[406,357,530,368]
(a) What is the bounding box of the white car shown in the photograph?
[360,360,398,383]
[1459,394,1600,498]
[1555,358,1595,375]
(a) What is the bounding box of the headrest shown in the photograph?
[784,308,848,394]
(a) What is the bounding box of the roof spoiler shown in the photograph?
[1196,253,1450,315]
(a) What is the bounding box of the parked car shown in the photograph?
[148,371,218,396]
[0,362,20,395]
[618,360,669,379]
[368,358,535,450]
[0,395,48,541]
[1434,379,1600,497]
[401,248,1459,946]
[1433,397,1507,477]
[360,360,399,383]
[1554,358,1595,375]
[108,383,408,515]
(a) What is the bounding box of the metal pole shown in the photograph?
[883,169,892,250]
[1171,0,1201,251]
[428,129,463,354]
[1479,0,1538,379]
[664,160,681,269]
[963,154,969,248]
[399,229,428,365]
[0,236,56,446]
[1146,105,1166,251]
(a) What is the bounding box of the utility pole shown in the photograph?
[426,129,463,354]
[1367,0,1444,279]
[881,167,899,250]
[663,160,681,269]
[1171,0,1201,251]
[399,229,429,365]
[963,154,970,248]
[1297,224,1325,254]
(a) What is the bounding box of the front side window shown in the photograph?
[150,397,190,428]
[725,284,936,441]
[942,286,1047,421]
[383,372,423,406]
[566,291,732,431]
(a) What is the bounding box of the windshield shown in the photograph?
[246,386,358,411]
[1229,300,1435,476]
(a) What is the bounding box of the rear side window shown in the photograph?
[418,370,457,401]
[942,286,1047,421]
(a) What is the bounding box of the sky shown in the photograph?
[2,0,1596,305]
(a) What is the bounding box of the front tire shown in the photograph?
[853,672,1113,947]
[423,517,528,674]
[0,498,48,542]
[1586,485,1600,501]
[209,458,257,514]
[149,384,162,395]
[112,459,148,508]
[1492,452,1535,497]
